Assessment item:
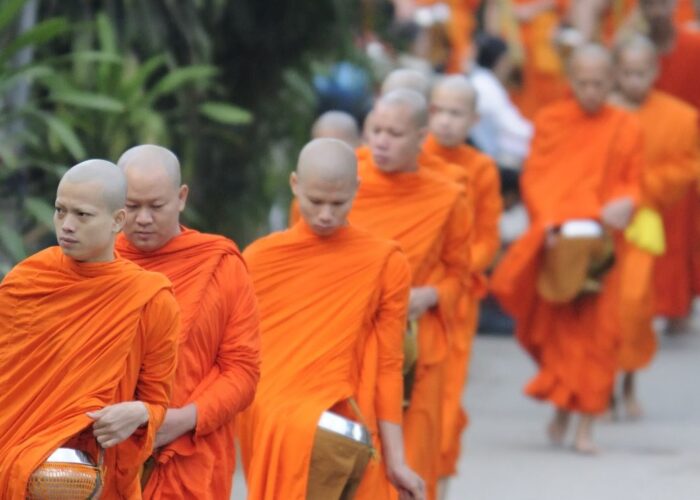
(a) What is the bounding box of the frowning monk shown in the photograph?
[491,44,642,453]
[610,35,700,417]
[351,89,471,499]
[115,145,261,499]
[238,139,424,500]
[0,160,180,498]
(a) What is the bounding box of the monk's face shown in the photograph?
[429,87,477,148]
[639,0,676,25]
[569,57,613,114]
[54,181,125,262]
[616,50,658,104]
[291,172,357,236]
[368,102,426,172]
[123,166,188,252]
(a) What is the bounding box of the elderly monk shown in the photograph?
[492,44,642,453]
[610,36,700,417]
[425,74,503,477]
[0,160,180,499]
[638,0,700,323]
[311,110,362,148]
[351,89,471,499]
[115,145,260,500]
[239,139,424,500]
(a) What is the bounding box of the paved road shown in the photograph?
[232,326,700,500]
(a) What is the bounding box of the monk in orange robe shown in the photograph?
[0,160,180,499]
[610,36,700,416]
[351,89,471,499]
[115,145,261,500]
[638,0,700,323]
[425,75,503,476]
[239,138,424,500]
[491,44,642,452]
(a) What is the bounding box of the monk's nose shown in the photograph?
[135,208,154,225]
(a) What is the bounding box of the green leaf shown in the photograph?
[51,90,125,112]
[0,221,26,262]
[0,0,26,33]
[0,64,54,94]
[145,65,217,104]
[199,102,253,125]
[96,13,117,54]
[0,18,69,66]
[24,197,56,229]
[122,54,167,101]
[43,115,87,159]
[70,50,123,65]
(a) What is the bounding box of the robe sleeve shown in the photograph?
[374,249,412,424]
[471,159,503,272]
[603,117,644,207]
[194,254,261,437]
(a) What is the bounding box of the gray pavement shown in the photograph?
[232,326,700,500]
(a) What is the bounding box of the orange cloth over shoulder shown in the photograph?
[350,147,471,500]
[491,100,642,414]
[116,227,260,500]
[423,133,502,475]
[238,221,411,500]
[617,92,699,370]
[0,247,179,499]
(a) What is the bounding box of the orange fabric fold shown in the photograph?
[116,228,260,500]
[238,220,411,500]
[492,100,642,414]
[0,247,179,499]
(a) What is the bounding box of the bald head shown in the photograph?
[381,68,432,97]
[568,44,614,114]
[59,159,127,211]
[376,89,429,128]
[432,75,478,111]
[117,144,181,187]
[614,35,658,65]
[292,139,358,236]
[429,75,479,147]
[613,36,659,105]
[311,111,361,148]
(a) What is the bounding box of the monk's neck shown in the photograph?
[608,93,642,111]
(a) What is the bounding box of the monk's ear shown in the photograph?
[113,208,127,233]
[290,172,299,196]
[177,184,189,212]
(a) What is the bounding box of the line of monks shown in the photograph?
[1,2,698,499]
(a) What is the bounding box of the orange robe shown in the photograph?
[492,100,642,414]
[116,228,261,500]
[618,91,700,370]
[676,0,697,25]
[0,247,179,499]
[655,28,700,314]
[349,150,471,500]
[423,133,502,476]
[238,220,411,500]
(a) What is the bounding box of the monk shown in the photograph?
[639,0,700,323]
[311,110,362,148]
[491,44,642,453]
[0,160,180,499]
[239,139,424,500]
[351,89,471,499]
[115,145,261,500]
[425,75,503,477]
[610,36,700,416]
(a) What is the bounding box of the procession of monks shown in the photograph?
[0,0,698,499]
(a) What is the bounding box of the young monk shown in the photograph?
[0,160,180,499]
[115,145,261,500]
[350,89,471,499]
[424,74,503,477]
[311,110,362,148]
[491,44,643,453]
[609,35,700,417]
[238,138,424,500]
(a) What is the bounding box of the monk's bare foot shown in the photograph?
[547,408,570,446]
[574,414,599,454]
[623,397,643,420]
[622,372,643,420]
[573,435,600,455]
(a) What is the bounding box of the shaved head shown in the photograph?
[613,36,659,105]
[292,138,358,236]
[431,75,478,111]
[54,159,128,263]
[311,111,361,148]
[117,144,181,187]
[614,35,658,65]
[429,75,479,147]
[381,68,432,97]
[377,89,429,128]
[568,43,614,114]
[59,159,127,211]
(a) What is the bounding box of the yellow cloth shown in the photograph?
[625,207,666,256]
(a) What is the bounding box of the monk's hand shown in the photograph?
[154,404,197,448]
[387,463,425,500]
[408,287,438,320]
[601,197,635,230]
[87,401,149,448]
